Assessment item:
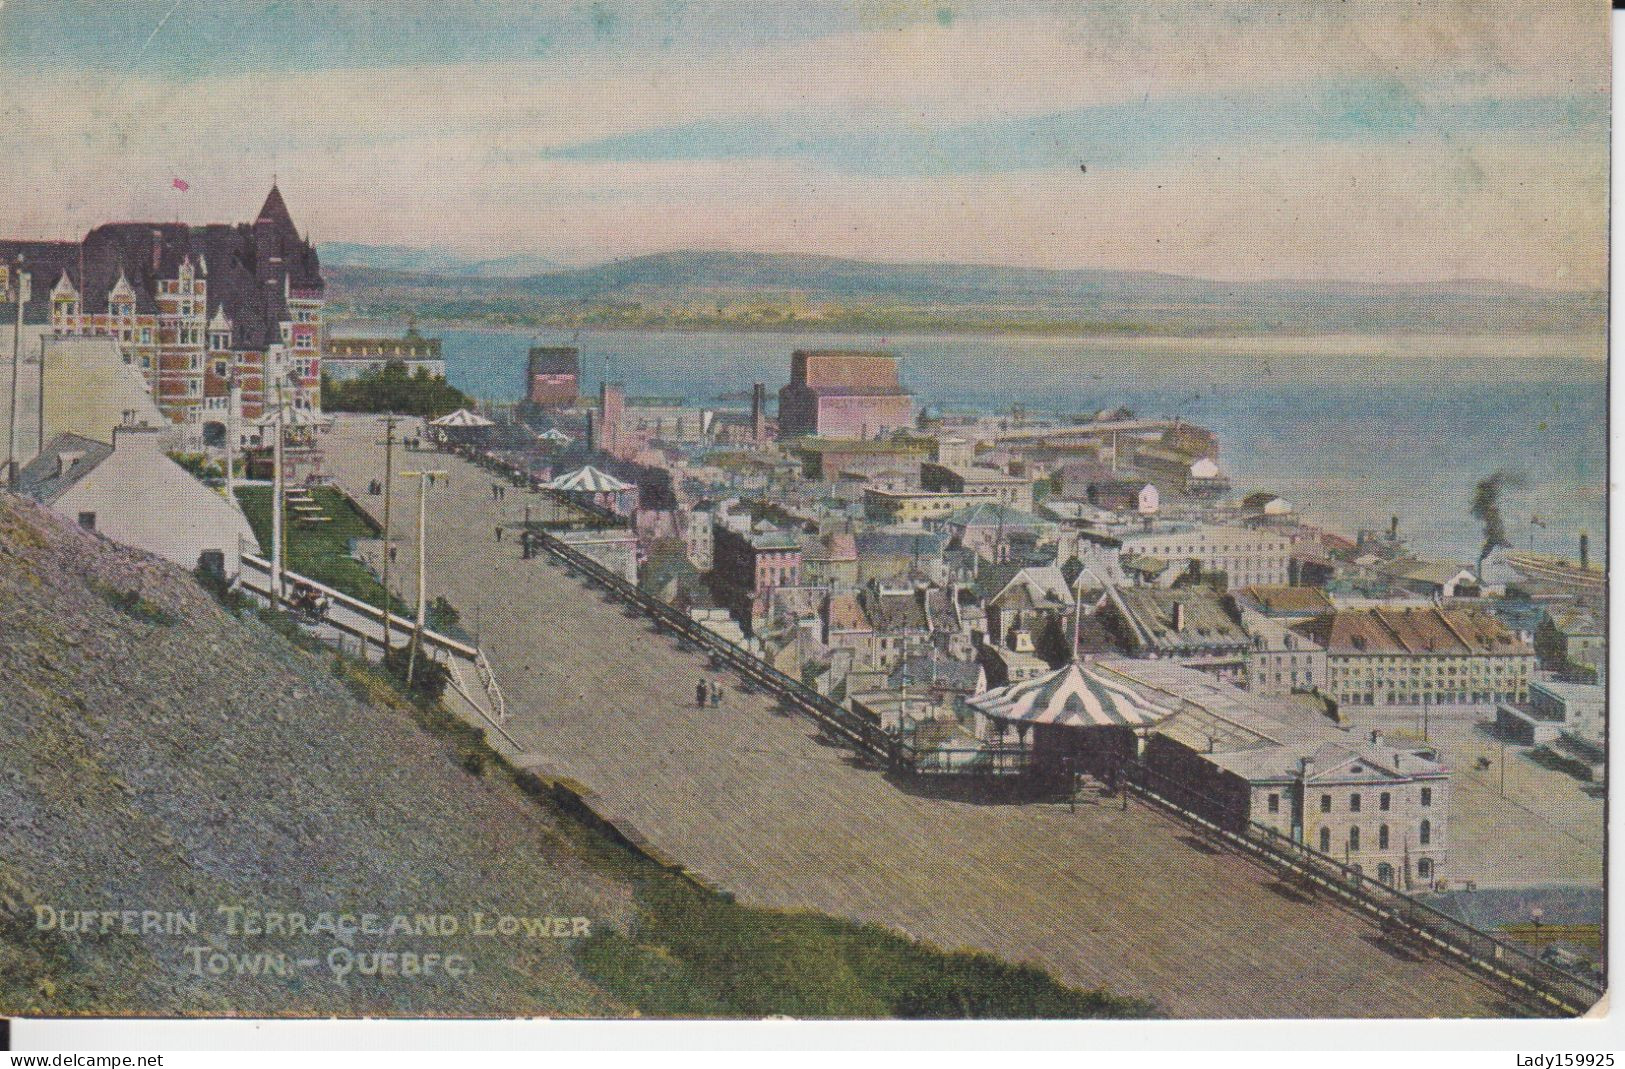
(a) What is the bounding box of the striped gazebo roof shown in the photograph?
[430,408,494,427]
[549,464,633,493]
[968,660,1175,729]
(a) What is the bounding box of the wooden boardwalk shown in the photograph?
[321,417,1517,1019]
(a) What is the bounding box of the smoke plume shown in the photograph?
[1470,470,1521,563]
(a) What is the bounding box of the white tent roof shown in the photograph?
[430,408,494,427]
[549,464,633,493]
[538,427,573,443]
[968,660,1176,729]
[252,407,330,428]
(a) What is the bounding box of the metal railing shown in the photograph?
[509,481,1600,1017]
[525,520,907,770]
[240,553,481,657]
[239,553,516,742]
[1120,760,1604,1017]
[475,646,507,723]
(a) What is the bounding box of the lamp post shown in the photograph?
[401,468,445,689]
[379,413,400,654]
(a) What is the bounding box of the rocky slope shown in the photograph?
[0,495,633,1017]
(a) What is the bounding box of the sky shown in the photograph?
[0,0,1609,287]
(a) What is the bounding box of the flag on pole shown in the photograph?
[172,177,190,191]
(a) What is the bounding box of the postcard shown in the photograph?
[0,0,1608,1043]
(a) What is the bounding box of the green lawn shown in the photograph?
[239,486,465,637]
[238,486,399,615]
[574,869,1154,1018]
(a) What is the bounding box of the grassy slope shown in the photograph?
[0,496,1151,1018]
[237,486,391,608]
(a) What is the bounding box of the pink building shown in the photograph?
[778,350,914,440]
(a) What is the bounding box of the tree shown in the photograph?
[321,360,471,418]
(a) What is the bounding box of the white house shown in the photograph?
[19,427,259,577]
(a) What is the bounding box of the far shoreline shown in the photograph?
[326,315,1608,362]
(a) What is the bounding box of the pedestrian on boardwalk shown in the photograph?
[709,681,721,708]
[696,680,709,709]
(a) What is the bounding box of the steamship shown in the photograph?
[1504,534,1604,595]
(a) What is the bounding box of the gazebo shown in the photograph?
[247,407,331,481]
[967,659,1176,778]
[548,464,636,514]
[429,407,494,448]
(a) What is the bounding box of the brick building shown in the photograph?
[711,524,803,631]
[527,345,579,407]
[777,350,914,439]
[1,185,324,440]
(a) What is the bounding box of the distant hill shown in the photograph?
[320,242,565,278]
[324,249,1604,337]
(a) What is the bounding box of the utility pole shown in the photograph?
[271,377,285,605]
[1500,730,1507,798]
[402,468,445,689]
[6,256,27,487]
[379,413,400,654]
[35,327,45,457]
[224,375,240,509]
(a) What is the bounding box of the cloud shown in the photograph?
[541,81,1607,176]
[0,0,1606,286]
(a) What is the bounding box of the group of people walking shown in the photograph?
[696,678,725,709]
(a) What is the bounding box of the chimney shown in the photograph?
[1390,515,1399,539]
[151,229,162,274]
[752,382,766,443]
[1298,756,1314,782]
[1172,601,1185,632]
[585,409,596,450]
[1579,531,1589,570]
